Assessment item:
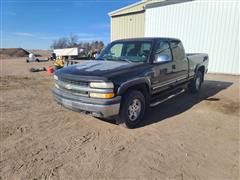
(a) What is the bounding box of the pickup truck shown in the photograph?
[53,38,208,128]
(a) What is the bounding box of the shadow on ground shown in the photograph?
[38,59,49,62]
[139,80,233,127]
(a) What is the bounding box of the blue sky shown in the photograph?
[1,0,139,50]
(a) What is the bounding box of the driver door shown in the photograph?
[151,40,178,94]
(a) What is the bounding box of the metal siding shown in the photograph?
[111,13,145,41]
[145,1,239,74]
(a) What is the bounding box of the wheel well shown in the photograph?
[124,83,150,104]
[198,66,205,81]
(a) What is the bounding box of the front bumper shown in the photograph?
[52,88,121,118]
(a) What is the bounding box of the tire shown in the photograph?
[119,90,146,129]
[189,71,203,93]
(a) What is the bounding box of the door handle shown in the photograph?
[172,65,176,69]
[160,68,167,74]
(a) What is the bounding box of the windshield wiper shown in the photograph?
[116,58,132,63]
[97,57,114,61]
[97,57,132,63]
[96,58,106,60]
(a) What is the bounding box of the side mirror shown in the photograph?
[154,54,171,63]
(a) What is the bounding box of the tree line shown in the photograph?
[50,34,105,53]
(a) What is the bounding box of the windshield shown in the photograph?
[97,41,152,63]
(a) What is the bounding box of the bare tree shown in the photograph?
[81,42,91,52]
[50,34,105,54]
[50,37,69,49]
[98,41,105,50]
[68,34,79,47]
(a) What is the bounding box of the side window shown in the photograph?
[154,41,172,63]
[125,44,136,56]
[109,43,123,58]
[125,43,151,57]
[140,43,151,58]
[171,41,185,60]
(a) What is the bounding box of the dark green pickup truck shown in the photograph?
[53,37,209,128]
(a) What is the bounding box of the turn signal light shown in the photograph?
[89,92,115,99]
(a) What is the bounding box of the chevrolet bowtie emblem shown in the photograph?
[65,84,72,89]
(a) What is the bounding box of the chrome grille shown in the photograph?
[58,77,88,87]
[55,79,114,98]
[56,80,89,97]
[58,85,89,97]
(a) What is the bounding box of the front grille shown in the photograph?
[55,78,114,98]
[58,77,88,87]
[56,79,89,97]
[58,86,89,97]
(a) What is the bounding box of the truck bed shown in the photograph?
[187,53,209,74]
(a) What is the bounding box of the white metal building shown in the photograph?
[144,0,239,74]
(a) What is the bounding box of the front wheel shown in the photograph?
[119,90,146,129]
[189,71,203,93]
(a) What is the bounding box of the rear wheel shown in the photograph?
[119,90,145,129]
[189,71,203,93]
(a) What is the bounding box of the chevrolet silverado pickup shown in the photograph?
[53,38,209,128]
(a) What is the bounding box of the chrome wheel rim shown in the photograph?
[128,99,141,121]
[196,76,201,90]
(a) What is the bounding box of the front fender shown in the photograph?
[117,77,151,96]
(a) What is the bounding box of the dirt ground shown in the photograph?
[0,58,239,180]
[0,48,51,59]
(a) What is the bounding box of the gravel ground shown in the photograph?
[0,58,239,180]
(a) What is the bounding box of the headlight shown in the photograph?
[54,75,58,81]
[89,92,115,99]
[89,82,114,89]
[55,83,60,89]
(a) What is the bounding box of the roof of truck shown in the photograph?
[113,37,181,42]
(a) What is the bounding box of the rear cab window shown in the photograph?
[170,41,186,60]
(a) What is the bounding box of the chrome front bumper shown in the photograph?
[53,88,121,118]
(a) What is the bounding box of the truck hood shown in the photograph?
[57,60,144,78]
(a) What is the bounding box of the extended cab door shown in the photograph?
[170,40,189,83]
[151,40,179,94]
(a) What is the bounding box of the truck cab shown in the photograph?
[53,38,208,128]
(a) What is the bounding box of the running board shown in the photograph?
[150,89,186,107]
